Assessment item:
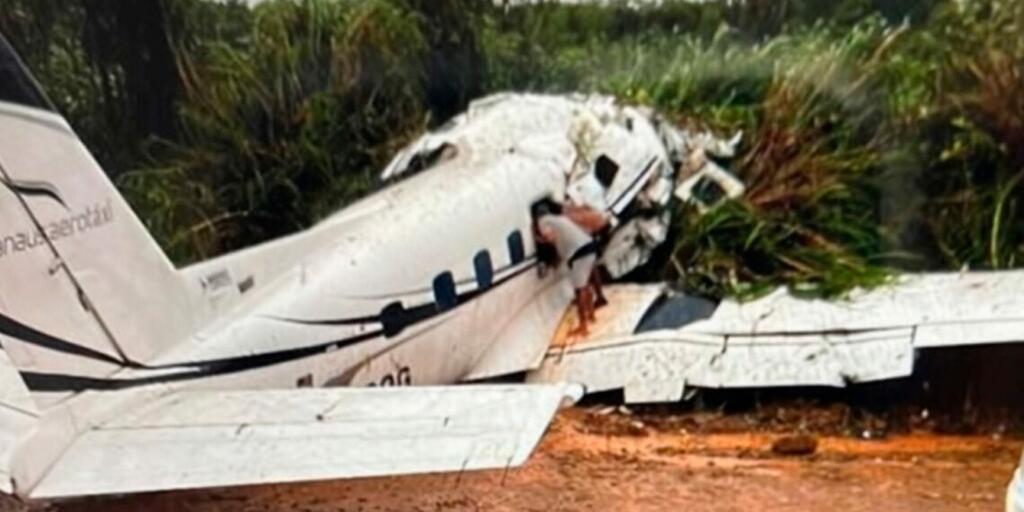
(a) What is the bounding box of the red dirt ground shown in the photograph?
[31,407,1021,512]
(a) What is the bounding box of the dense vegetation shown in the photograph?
[2,0,1022,299]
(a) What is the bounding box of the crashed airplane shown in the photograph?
[0,32,1021,501]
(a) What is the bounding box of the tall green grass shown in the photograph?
[916,0,1024,270]
[7,0,1024,299]
[120,0,430,261]
[479,1,1024,298]
[482,17,904,298]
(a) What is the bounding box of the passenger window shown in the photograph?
[507,231,525,265]
[433,271,457,311]
[380,301,406,338]
[595,155,620,188]
[474,251,494,290]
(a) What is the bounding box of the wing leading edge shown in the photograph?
[530,271,1024,403]
[27,383,581,499]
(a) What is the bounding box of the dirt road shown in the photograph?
[42,407,1019,512]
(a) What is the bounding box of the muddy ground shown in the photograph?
[19,401,1019,512]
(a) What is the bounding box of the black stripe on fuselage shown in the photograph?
[0,177,68,209]
[270,257,536,327]
[15,260,540,392]
[608,156,659,214]
[19,328,385,392]
[0,312,134,368]
[267,314,378,327]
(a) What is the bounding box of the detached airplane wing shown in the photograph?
[529,271,1024,403]
[22,384,580,499]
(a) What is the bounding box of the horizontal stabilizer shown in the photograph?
[28,384,580,499]
[0,348,38,495]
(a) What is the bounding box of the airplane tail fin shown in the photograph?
[0,33,195,403]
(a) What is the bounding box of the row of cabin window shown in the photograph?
[377,230,527,338]
[431,230,526,312]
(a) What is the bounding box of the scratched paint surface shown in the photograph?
[532,272,1024,402]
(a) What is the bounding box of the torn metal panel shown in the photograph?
[686,330,915,388]
[600,212,671,279]
[380,93,739,279]
[531,329,914,401]
[529,331,725,399]
[675,158,746,213]
[530,271,1024,403]
[671,129,744,211]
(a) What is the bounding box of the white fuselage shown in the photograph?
[3,40,679,494]
[85,138,574,397]
[1,92,674,412]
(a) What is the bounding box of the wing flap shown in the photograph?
[29,384,580,499]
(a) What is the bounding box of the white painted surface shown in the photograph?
[1009,454,1024,512]
[0,349,37,494]
[0,350,35,416]
[0,102,196,374]
[690,270,1024,344]
[531,271,1024,402]
[7,36,1016,498]
[0,89,693,498]
[31,384,580,499]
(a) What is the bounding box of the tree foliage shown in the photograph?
[3,0,1022,298]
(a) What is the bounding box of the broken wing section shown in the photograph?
[529,271,1024,403]
[689,270,1024,349]
[26,384,580,499]
[530,328,915,403]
